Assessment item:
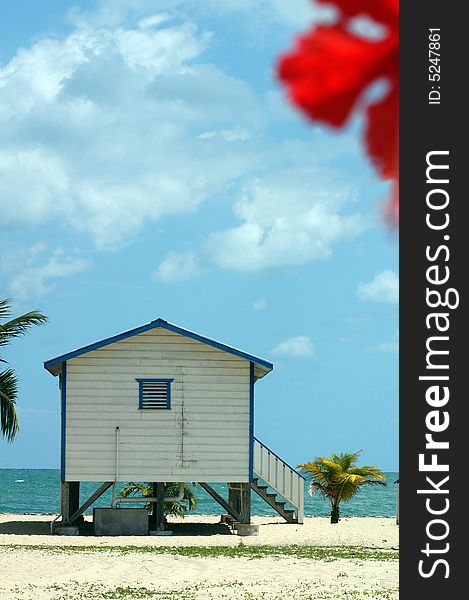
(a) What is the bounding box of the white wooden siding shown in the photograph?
[65,329,250,482]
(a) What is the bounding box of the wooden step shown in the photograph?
[267,495,287,509]
[250,479,298,524]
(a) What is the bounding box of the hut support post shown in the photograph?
[149,483,157,530]
[60,481,80,523]
[228,483,251,524]
[155,482,165,531]
[149,483,166,531]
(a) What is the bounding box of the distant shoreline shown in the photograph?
[0,470,399,517]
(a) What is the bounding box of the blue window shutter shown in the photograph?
[136,378,174,409]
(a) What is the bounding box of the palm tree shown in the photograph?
[119,482,197,518]
[298,450,386,524]
[0,299,47,441]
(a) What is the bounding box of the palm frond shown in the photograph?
[309,481,335,500]
[330,451,362,471]
[358,479,387,487]
[118,482,197,517]
[0,368,19,442]
[0,300,12,322]
[0,309,48,347]
[350,466,387,482]
[119,482,151,498]
[299,450,386,520]
[0,300,47,441]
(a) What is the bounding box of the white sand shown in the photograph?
[0,514,399,599]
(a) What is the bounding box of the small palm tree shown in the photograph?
[119,482,197,517]
[0,299,47,442]
[298,450,386,524]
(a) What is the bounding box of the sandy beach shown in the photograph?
[0,513,398,599]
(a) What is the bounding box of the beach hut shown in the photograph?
[44,318,304,534]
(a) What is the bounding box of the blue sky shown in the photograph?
[0,0,398,471]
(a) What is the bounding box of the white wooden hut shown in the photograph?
[44,318,304,533]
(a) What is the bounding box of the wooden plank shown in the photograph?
[66,381,249,391]
[80,342,236,353]
[67,374,247,384]
[199,482,242,522]
[65,481,113,524]
[66,391,248,401]
[65,473,249,483]
[66,423,247,435]
[67,451,248,462]
[68,363,248,373]
[74,351,244,362]
[66,404,249,415]
[66,458,248,468]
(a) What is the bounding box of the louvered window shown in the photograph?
[136,378,174,409]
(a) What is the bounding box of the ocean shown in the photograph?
[0,469,398,517]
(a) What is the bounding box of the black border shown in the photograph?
[400,3,464,594]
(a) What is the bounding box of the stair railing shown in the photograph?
[253,437,304,523]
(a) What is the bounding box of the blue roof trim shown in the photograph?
[249,362,254,482]
[44,318,274,372]
[61,363,66,482]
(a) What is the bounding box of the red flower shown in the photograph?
[277,0,399,222]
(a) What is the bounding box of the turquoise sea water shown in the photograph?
[0,469,398,517]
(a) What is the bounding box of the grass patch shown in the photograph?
[1,543,398,562]
[40,581,398,600]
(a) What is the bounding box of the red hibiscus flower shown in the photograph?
[277,0,399,223]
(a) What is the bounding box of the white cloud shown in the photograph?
[0,16,259,250]
[0,3,371,268]
[197,129,250,142]
[206,169,366,272]
[154,251,200,282]
[0,150,70,228]
[138,14,174,29]
[358,270,399,304]
[272,335,315,358]
[75,0,332,30]
[252,299,268,311]
[196,0,336,30]
[6,246,92,301]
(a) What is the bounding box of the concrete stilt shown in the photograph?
[55,481,81,534]
[234,523,259,536]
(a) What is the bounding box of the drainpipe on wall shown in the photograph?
[115,426,120,481]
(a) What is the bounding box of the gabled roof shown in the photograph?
[44,318,273,378]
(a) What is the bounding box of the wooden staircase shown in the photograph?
[252,437,304,524]
[251,477,299,523]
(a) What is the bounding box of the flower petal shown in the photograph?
[365,83,398,179]
[278,25,391,127]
